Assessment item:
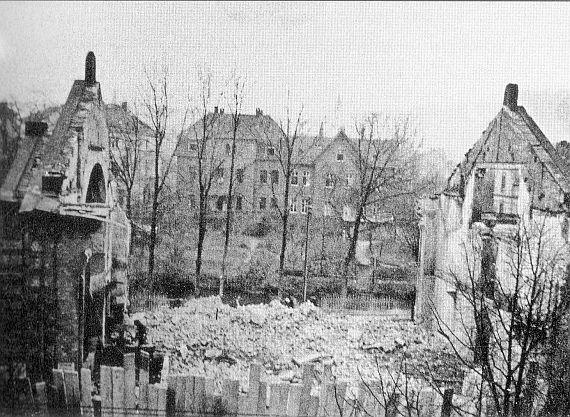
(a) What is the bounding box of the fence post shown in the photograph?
[100,366,113,417]
[298,365,314,417]
[64,370,81,409]
[52,368,67,409]
[123,353,136,417]
[245,363,262,415]
[111,367,125,417]
[139,351,150,411]
[223,379,240,417]
[80,368,94,417]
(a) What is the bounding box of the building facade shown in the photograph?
[415,84,570,338]
[0,53,130,380]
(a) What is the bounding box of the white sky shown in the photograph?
[2,1,570,160]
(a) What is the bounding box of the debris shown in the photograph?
[134,296,459,392]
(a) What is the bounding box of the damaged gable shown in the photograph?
[443,84,570,214]
[0,52,112,213]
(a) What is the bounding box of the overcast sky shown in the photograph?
[2,1,570,160]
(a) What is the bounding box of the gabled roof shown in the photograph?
[104,103,154,136]
[180,111,284,147]
[444,84,570,197]
[312,129,359,163]
[1,77,104,204]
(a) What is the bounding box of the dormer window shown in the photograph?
[336,152,344,162]
[267,146,275,157]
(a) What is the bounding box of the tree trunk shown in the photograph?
[220,124,238,297]
[126,190,134,255]
[147,144,160,288]
[147,192,158,286]
[278,174,292,298]
[341,205,364,298]
[195,203,206,297]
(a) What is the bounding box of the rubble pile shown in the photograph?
[129,297,459,391]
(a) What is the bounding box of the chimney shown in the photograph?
[220,108,224,115]
[85,51,96,84]
[121,101,128,111]
[25,121,48,137]
[256,108,263,116]
[214,106,218,114]
[503,83,518,110]
[319,121,324,138]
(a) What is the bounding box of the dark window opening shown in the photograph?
[216,196,226,211]
[86,164,106,203]
[260,170,267,184]
[271,170,279,184]
[267,147,275,157]
[259,197,267,210]
[42,173,65,196]
[236,168,244,183]
[225,143,231,155]
[271,197,278,208]
[236,196,243,211]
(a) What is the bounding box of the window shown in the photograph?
[346,173,354,186]
[216,196,226,211]
[236,195,243,211]
[323,203,332,217]
[301,198,311,214]
[189,142,197,151]
[189,195,196,208]
[216,167,224,183]
[225,143,231,155]
[290,199,298,213]
[259,197,267,210]
[501,173,506,192]
[291,170,299,186]
[336,152,344,162]
[271,197,278,209]
[267,146,275,157]
[236,168,244,184]
[260,170,267,184]
[325,173,334,188]
[302,171,310,186]
[271,170,279,184]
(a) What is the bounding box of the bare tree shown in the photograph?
[143,70,187,281]
[219,78,245,297]
[257,100,306,296]
[108,103,148,220]
[339,115,423,298]
[431,218,569,417]
[186,73,226,296]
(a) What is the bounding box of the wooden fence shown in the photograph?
[129,291,185,313]
[30,355,529,417]
[320,294,412,315]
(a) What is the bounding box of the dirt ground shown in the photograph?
[129,297,462,393]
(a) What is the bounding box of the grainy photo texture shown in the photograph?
[0,2,569,416]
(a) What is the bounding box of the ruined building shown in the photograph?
[415,84,570,335]
[0,53,130,380]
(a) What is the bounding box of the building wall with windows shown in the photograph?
[416,85,570,340]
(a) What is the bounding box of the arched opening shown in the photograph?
[86,163,106,203]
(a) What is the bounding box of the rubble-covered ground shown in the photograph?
[129,297,462,392]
